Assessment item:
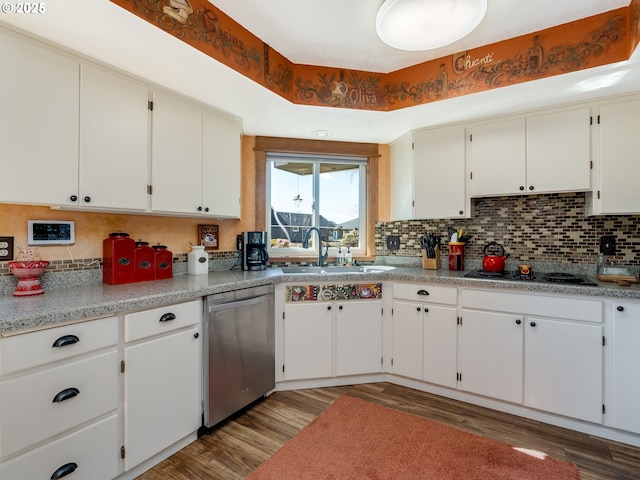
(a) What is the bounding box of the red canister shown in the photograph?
[448,242,465,271]
[103,232,135,285]
[153,244,173,280]
[134,240,155,282]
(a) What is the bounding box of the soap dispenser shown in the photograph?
[188,245,209,275]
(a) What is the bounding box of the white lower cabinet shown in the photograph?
[0,316,119,479]
[123,300,202,471]
[392,283,458,387]
[461,289,603,423]
[611,301,640,434]
[283,298,382,381]
[459,309,524,404]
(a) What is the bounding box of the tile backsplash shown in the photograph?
[376,192,640,266]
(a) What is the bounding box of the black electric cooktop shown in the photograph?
[464,270,598,286]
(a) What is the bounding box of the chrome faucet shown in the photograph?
[302,227,329,267]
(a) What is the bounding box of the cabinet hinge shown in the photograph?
[602,404,606,414]
[602,336,606,346]
[469,134,473,142]
[412,142,415,150]
[120,360,125,373]
[590,160,593,170]
[121,445,126,459]
[590,116,593,125]
[457,316,462,325]
[381,307,384,316]
[412,200,415,207]
[282,311,285,320]
[457,372,462,382]
[469,172,473,180]
[391,358,394,366]
[147,184,153,195]
[282,365,285,373]
[597,114,601,124]
[148,100,154,111]
[597,190,601,200]
[381,357,384,365]
[391,308,394,316]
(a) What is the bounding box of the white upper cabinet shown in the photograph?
[413,126,467,219]
[0,30,79,206]
[202,111,241,218]
[526,108,591,193]
[151,92,242,218]
[590,98,640,215]
[78,65,149,211]
[470,108,591,197]
[470,118,526,197]
[389,127,467,220]
[151,91,204,215]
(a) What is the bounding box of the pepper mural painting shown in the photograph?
[111,0,640,112]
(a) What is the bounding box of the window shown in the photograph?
[267,152,367,258]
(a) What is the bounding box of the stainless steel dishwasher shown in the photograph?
[203,284,275,427]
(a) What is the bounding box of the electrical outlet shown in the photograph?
[0,236,14,261]
[599,235,616,255]
[386,235,400,250]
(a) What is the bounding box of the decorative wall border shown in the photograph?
[110,0,640,112]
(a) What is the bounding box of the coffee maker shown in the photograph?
[239,231,269,271]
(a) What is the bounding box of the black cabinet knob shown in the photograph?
[83,196,91,203]
[617,306,624,312]
[459,210,464,215]
[416,306,421,312]
[515,319,521,325]
[197,206,203,212]
[530,321,536,327]
[424,307,429,313]
[327,305,332,310]
[69,195,78,202]
[204,207,210,212]
[519,186,525,191]
[529,185,534,191]
[194,332,200,339]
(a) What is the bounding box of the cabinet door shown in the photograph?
[283,303,333,380]
[612,302,640,433]
[391,301,424,380]
[524,317,602,423]
[79,65,149,211]
[124,327,201,470]
[423,304,458,388]
[598,99,640,214]
[389,132,414,220]
[470,118,526,197]
[459,309,523,403]
[336,300,382,376]
[202,111,241,218]
[413,127,467,218]
[151,92,203,215]
[0,30,79,206]
[526,108,591,194]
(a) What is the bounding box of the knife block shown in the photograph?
[422,247,441,270]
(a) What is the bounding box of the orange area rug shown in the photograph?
[246,395,581,480]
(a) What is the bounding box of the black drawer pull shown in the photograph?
[159,312,176,323]
[52,335,80,348]
[51,462,78,479]
[52,387,80,403]
[417,289,429,296]
[617,306,624,312]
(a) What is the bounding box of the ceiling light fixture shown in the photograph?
[376,0,487,51]
[311,130,333,138]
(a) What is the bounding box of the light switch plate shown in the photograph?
[0,236,14,261]
[386,235,400,250]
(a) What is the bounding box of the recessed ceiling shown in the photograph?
[1,0,638,144]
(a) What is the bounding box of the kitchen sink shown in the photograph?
[279,265,395,274]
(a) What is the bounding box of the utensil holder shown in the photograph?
[422,247,441,270]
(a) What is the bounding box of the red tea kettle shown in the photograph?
[482,242,509,273]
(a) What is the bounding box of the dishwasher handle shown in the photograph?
[208,293,272,313]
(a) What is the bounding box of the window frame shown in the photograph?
[253,136,379,262]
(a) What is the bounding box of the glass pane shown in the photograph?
[269,161,314,249]
[319,163,360,249]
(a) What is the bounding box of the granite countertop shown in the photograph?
[1,266,639,336]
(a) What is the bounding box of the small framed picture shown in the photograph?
[198,225,219,250]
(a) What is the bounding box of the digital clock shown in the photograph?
[28,220,75,245]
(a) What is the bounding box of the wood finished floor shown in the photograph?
[137,383,640,480]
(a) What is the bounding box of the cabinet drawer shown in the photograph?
[393,283,457,305]
[0,316,117,375]
[462,289,603,323]
[124,299,201,342]
[0,350,118,458]
[0,415,119,480]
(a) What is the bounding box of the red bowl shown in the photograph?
[9,261,50,278]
